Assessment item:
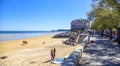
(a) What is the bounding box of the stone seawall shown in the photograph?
[61,34,87,66]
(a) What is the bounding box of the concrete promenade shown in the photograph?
[81,35,120,66]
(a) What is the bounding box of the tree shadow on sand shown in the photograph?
[81,37,120,66]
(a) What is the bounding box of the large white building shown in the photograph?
[71,19,90,30]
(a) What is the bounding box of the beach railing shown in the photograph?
[61,34,88,66]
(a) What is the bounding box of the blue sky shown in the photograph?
[0,0,92,31]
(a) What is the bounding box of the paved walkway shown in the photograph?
[81,36,120,66]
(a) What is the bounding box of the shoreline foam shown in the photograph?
[0,32,61,42]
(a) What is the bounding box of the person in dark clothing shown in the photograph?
[53,48,56,60]
[50,49,54,60]
[88,31,91,43]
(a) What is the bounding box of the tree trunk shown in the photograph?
[117,28,120,45]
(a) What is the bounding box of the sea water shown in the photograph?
[0,31,62,41]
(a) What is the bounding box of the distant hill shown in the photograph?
[57,29,70,31]
[51,29,70,32]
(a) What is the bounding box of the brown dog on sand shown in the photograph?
[22,40,28,45]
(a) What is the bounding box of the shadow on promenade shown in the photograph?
[80,36,120,66]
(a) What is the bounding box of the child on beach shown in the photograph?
[50,48,56,61]
[50,49,54,60]
[53,48,56,60]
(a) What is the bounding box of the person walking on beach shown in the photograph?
[53,48,56,60]
[50,49,54,61]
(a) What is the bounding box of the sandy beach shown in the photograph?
[0,34,78,66]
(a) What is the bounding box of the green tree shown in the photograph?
[88,0,120,44]
[99,0,120,44]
